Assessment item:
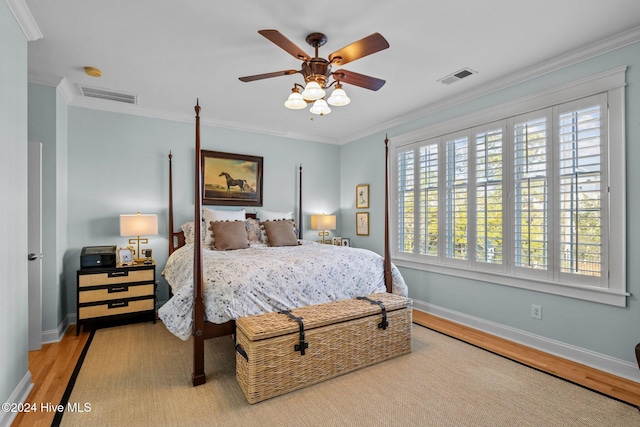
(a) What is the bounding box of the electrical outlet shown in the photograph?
[531,304,542,320]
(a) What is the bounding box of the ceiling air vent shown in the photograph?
[79,85,137,104]
[438,68,477,85]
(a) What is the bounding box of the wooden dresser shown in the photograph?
[76,262,156,335]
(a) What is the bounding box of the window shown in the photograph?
[391,68,626,306]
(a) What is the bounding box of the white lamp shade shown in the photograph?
[310,214,336,231]
[284,90,307,109]
[120,213,158,236]
[309,99,331,115]
[327,87,351,106]
[301,81,326,101]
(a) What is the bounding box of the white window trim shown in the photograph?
[390,67,627,307]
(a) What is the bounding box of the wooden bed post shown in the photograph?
[168,151,174,254]
[299,164,303,239]
[192,101,206,386]
[384,135,392,293]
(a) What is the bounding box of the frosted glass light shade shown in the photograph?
[301,81,325,101]
[284,90,307,109]
[327,87,351,106]
[309,99,331,115]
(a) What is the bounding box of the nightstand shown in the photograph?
[76,262,156,335]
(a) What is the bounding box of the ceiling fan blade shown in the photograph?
[328,33,389,66]
[258,30,311,61]
[239,70,299,82]
[332,69,386,91]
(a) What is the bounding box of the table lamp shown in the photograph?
[310,214,336,244]
[120,212,158,262]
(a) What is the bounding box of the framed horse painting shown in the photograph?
[201,150,263,206]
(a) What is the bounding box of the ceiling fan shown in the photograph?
[239,30,389,115]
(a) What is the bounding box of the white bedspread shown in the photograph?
[158,241,408,340]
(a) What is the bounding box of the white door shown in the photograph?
[28,141,42,351]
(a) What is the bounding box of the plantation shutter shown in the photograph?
[513,114,549,275]
[475,126,504,266]
[397,149,415,254]
[419,144,439,256]
[556,94,606,285]
[445,135,469,261]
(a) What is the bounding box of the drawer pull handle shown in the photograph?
[109,286,128,293]
[108,301,128,309]
[108,271,128,277]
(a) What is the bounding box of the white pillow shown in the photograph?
[181,221,195,244]
[256,209,293,222]
[202,208,246,247]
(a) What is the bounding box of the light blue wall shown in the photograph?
[63,107,341,308]
[0,0,30,416]
[341,42,640,364]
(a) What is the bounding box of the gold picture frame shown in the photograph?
[201,150,263,206]
[356,184,369,209]
[356,212,369,236]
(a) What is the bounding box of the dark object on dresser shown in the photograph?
[80,245,117,269]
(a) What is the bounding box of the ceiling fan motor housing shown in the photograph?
[303,59,332,86]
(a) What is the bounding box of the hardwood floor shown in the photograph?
[11,311,640,426]
[413,310,640,407]
[12,327,90,427]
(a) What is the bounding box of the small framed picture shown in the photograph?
[356,184,369,209]
[356,212,369,236]
[341,238,351,247]
[332,237,342,246]
[118,247,134,265]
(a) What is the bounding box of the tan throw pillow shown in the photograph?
[262,220,299,247]
[210,221,249,251]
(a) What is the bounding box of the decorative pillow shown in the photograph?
[256,209,293,222]
[262,220,299,247]
[181,222,195,244]
[210,221,249,251]
[203,208,246,246]
[245,218,262,243]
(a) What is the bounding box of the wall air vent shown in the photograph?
[79,85,137,104]
[438,67,477,85]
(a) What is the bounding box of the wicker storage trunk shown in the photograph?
[235,293,412,404]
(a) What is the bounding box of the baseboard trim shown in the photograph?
[0,371,33,427]
[41,317,70,344]
[412,299,640,383]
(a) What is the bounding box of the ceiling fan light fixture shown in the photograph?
[309,99,331,115]
[284,87,307,109]
[327,84,350,106]
[301,81,325,101]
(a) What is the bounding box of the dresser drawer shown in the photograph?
[79,298,155,319]
[78,269,153,288]
[78,283,155,303]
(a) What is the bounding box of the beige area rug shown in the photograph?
[59,322,639,427]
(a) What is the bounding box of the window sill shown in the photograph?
[393,257,629,307]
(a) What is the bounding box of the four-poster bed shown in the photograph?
[159,102,405,386]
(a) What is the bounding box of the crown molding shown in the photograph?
[57,78,74,105]
[5,0,42,41]
[64,94,341,145]
[341,25,640,145]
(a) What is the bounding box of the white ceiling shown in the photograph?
[24,0,640,144]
